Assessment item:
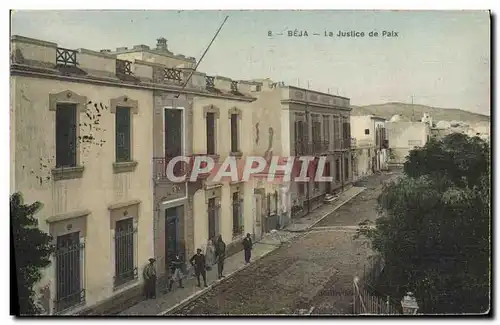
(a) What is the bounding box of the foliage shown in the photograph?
[357,133,490,313]
[11,192,54,315]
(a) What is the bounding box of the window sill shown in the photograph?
[113,161,138,174]
[230,151,243,158]
[51,166,85,181]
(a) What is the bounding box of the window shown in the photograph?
[230,114,239,153]
[165,109,183,176]
[232,192,243,236]
[323,115,330,143]
[114,218,137,287]
[206,112,216,155]
[55,104,77,168]
[364,129,370,135]
[295,119,305,154]
[342,117,350,139]
[256,85,262,92]
[344,157,349,180]
[115,107,131,162]
[335,159,341,182]
[54,231,84,313]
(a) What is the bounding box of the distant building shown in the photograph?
[386,121,431,166]
[249,79,353,225]
[350,115,389,182]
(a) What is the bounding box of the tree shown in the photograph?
[357,134,490,313]
[11,192,54,315]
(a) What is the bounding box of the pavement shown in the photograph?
[118,184,367,316]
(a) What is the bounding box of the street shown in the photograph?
[168,171,401,315]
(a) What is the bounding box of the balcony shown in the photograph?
[205,76,218,92]
[230,81,244,96]
[116,58,139,82]
[333,138,352,151]
[295,140,330,156]
[56,47,78,67]
[153,157,190,182]
[162,67,182,83]
[55,47,87,75]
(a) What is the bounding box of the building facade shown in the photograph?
[10,35,155,314]
[386,121,431,166]
[10,35,259,314]
[113,39,258,275]
[249,80,353,227]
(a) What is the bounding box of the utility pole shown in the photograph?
[175,15,229,97]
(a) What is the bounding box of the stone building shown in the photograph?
[10,35,155,314]
[386,121,431,166]
[249,79,353,227]
[350,115,389,182]
[10,35,259,314]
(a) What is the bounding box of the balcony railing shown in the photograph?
[163,68,182,82]
[295,140,330,155]
[205,76,215,90]
[153,157,189,182]
[230,81,243,95]
[116,59,132,75]
[56,47,78,67]
[153,155,220,182]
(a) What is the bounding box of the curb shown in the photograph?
[288,187,366,233]
[158,245,279,315]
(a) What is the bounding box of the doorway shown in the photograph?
[253,194,263,241]
[207,198,219,241]
[165,206,181,270]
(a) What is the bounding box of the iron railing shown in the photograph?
[113,218,138,288]
[205,76,215,90]
[153,157,189,181]
[116,59,132,75]
[56,47,78,67]
[295,140,330,155]
[54,233,85,313]
[353,255,401,315]
[164,68,182,82]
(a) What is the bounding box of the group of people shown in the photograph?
[142,233,254,299]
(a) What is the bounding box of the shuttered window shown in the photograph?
[230,114,239,153]
[115,107,131,162]
[55,104,77,167]
[206,112,216,155]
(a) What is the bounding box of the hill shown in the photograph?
[351,102,490,124]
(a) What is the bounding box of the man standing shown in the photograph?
[242,233,253,264]
[215,235,226,279]
[190,248,208,287]
[168,254,184,291]
[143,258,157,299]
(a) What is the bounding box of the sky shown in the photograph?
[10,10,491,115]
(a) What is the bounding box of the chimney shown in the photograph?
[156,37,168,51]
